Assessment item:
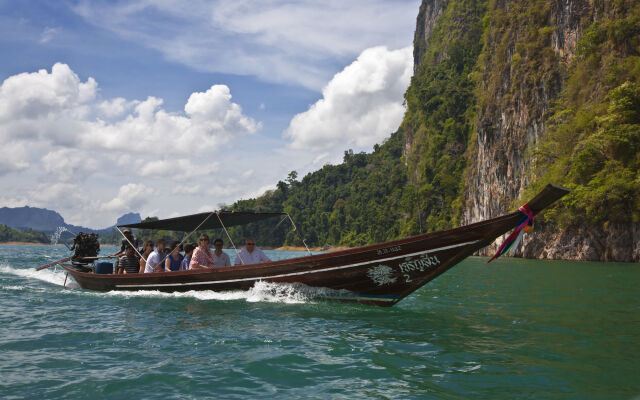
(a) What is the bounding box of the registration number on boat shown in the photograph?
[376,245,401,256]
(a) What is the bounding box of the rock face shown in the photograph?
[523,222,640,263]
[463,1,591,224]
[413,0,445,74]
[409,0,639,262]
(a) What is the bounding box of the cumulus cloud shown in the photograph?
[71,0,419,89]
[98,97,137,118]
[284,46,412,159]
[0,63,261,226]
[101,183,155,212]
[0,63,258,154]
[41,148,99,182]
[0,63,96,122]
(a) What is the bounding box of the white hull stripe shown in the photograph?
[115,240,479,289]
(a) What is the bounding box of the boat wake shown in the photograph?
[0,263,344,305]
[98,281,342,305]
[0,263,80,289]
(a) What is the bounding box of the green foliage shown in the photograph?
[223,131,410,248]
[0,224,50,243]
[402,0,486,232]
[528,2,640,226]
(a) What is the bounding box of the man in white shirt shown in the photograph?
[212,238,231,267]
[144,239,166,273]
[234,238,271,265]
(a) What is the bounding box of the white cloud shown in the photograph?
[171,184,201,195]
[284,46,412,159]
[0,63,96,122]
[41,148,99,182]
[137,159,220,179]
[0,63,262,226]
[98,97,137,118]
[101,183,155,212]
[39,27,59,44]
[71,0,419,89]
[0,141,29,175]
[0,64,259,155]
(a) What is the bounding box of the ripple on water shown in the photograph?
[0,248,639,399]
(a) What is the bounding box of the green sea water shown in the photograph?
[0,244,638,399]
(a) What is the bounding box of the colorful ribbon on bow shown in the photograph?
[487,203,537,263]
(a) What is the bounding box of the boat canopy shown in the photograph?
[119,211,287,232]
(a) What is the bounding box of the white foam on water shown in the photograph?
[1,262,346,305]
[1,285,26,291]
[98,281,318,304]
[95,280,353,305]
[0,263,80,289]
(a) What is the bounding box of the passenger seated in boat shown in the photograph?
[113,229,140,257]
[234,238,271,265]
[144,239,166,273]
[118,245,140,274]
[189,235,215,269]
[165,241,184,272]
[181,243,196,271]
[112,229,140,273]
[138,240,154,273]
[212,238,231,267]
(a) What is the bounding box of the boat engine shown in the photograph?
[70,232,100,260]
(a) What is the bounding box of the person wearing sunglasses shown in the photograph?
[234,237,271,265]
[189,234,215,269]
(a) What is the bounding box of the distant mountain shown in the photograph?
[116,212,142,227]
[0,206,141,234]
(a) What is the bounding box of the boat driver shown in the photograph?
[234,238,271,265]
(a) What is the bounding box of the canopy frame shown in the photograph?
[116,209,311,262]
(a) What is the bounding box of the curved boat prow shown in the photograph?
[524,183,570,214]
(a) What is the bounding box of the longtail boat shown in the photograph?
[59,184,569,306]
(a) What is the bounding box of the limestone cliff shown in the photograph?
[406,0,640,262]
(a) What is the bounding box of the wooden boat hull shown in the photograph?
[60,184,569,306]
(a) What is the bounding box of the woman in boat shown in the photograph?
[138,240,154,274]
[189,235,215,269]
[165,241,184,272]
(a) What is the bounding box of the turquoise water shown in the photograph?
[1,244,638,399]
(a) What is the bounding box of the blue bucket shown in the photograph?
[95,262,113,274]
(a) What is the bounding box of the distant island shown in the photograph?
[0,224,50,244]
[0,206,141,245]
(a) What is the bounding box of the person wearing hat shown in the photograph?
[110,229,140,274]
[113,229,140,257]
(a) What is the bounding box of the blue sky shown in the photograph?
[0,0,419,227]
